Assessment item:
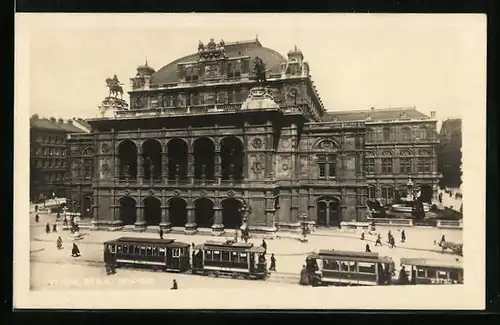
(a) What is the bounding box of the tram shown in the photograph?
[192,240,268,279]
[103,237,191,272]
[103,237,268,280]
[399,258,464,285]
[304,250,395,286]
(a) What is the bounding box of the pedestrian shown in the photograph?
[35,205,38,213]
[390,235,396,248]
[56,211,61,220]
[56,236,63,250]
[387,230,392,244]
[399,266,409,285]
[45,222,50,234]
[365,244,371,252]
[71,243,81,257]
[401,229,406,243]
[35,213,39,223]
[375,234,383,246]
[261,239,267,255]
[52,224,57,232]
[191,242,195,250]
[360,232,365,240]
[170,279,178,290]
[438,192,443,203]
[269,253,276,272]
[159,228,164,239]
[440,235,446,245]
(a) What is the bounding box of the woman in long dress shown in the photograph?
[299,265,310,285]
[56,236,63,250]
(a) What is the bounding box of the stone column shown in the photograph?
[184,205,197,234]
[162,152,168,183]
[114,156,121,181]
[211,206,224,235]
[160,196,171,231]
[188,153,194,184]
[214,151,221,184]
[134,204,147,229]
[265,120,273,178]
[137,153,144,184]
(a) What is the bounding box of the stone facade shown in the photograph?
[65,38,440,233]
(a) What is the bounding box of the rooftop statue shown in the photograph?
[105,74,124,99]
[253,56,267,84]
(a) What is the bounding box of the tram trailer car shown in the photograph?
[399,258,464,285]
[192,241,268,280]
[104,237,191,272]
[305,250,395,286]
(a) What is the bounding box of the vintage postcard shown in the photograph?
[14,13,486,309]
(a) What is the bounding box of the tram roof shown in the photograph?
[200,240,264,251]
[308,250,393,263]
[105,237,178,245]
[318,249,381,259]
[400,258,463,269]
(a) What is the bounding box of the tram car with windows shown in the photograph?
[192,240,268,280]
[103,237,191,273]
[399,258,464,285]
[304,250,395,286]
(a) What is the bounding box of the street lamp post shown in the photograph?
[239,200,252,243]
[300,212,308,243]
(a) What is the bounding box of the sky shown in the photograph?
[24,14,486,125]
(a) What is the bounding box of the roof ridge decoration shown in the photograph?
[198,38,227,61]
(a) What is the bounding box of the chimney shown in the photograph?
[31,114,39,119]
[371,106,375,110]
[430,111,436,118]
[49,117,56,122]
[67,119,73,125]
[58,118,64,124]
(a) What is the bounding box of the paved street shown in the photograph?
[30,210,463,290]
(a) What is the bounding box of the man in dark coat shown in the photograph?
[390,235,396,248]
[375,234,383,246]
[45,223,51,234]
[269,253,276,271]
[159,228,164,239]
[170,279,178,290]
[399,266,409,284]
[365,244,371,252]
[71,243,81,257]
[261,239,267,255]
[35,214,39,223]
[401,229,406,243]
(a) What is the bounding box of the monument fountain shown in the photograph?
[390,177,430,215]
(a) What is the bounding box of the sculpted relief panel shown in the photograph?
[276,156,291,178]
[249,154,265,180]
[99,158,112,180]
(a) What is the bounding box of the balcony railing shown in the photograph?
[113,103,245,119]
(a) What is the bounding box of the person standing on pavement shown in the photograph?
[269,253,276,272]
[171,279,178,290]
[360,232,365,240]
[365,244,371,252]
[71,243,81,257]
[159,228,164,239]
[387,230,392,244]
[375,234,383,246]
[45,222,51,234]
[52,224,57,232]
[35,214,39,223]
[57,236,63,249]
[390,235,396,248]
[401,229,406,243]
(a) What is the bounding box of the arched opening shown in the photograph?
[167,139,188,181]
[118,140,138,180]
[222,198,243,229]
[193,137,215,181]
[194,198,214,228]
[82,194,92,219]
[168,198,187,227]
[143,196,161,226]
[220,136,244,181]
[119,197,137,225]
[142,139,162,180]
[329,200,340,227]
[419,185,433,204]
[317,201,327,227]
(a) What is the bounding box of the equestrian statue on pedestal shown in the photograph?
[105,74,124,99]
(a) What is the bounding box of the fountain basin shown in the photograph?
[391,203,430,213]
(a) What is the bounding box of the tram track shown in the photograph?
[30,256,301,285]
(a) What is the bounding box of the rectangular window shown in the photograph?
[381,158,393,174]
[205,250,212,260]
[213,250,221,261]
[400,158,412,174]
[340,261,349,272]
[222,250,230,261]
[231,251,238,262]
[358,262,376,274]
[426,269,436,278]
[152,247,158,256]
[239,252,247,261]
[347,261,358,272]
[123,245,128,254]
[146,247,152,256]
[319,164,326,177]
[417,158,431,173]
[416,268,426,278]
[150,98,158,109]
[365,158,375,174]
[368,187,377,199]
[134,246,140,255]
[328,162,336,177]
[227,91,234,103]
[140,247,146,256]
[172,248,180,258]
[382,187,394,200]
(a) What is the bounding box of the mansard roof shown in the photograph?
[321,107,431,122]
[30,115,88,133]
[150,39,287,84]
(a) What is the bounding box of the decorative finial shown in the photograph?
[256,34,259,40]
[294,44,298,52]
[145,57,148,66]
